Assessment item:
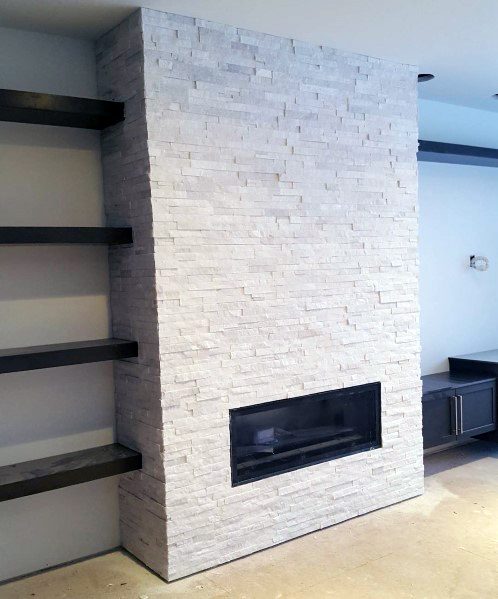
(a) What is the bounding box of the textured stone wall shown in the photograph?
[98,8,422,581]
[96,12,168,578]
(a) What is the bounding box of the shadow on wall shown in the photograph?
[0,246,110,300]
[0,122,104,227]
[0,121,101,150]
[0,363,115,453]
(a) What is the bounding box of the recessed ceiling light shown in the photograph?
[418,74,435,83]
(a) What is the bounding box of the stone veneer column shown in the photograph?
[96,11,168,578]
[98,8,422,581]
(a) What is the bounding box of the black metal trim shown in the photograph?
[0,227,132,245]
[229,382,382,486]
[0,89,124,130]
[418,140,498,167]
[0,338,138,374]
[0,443,142,502]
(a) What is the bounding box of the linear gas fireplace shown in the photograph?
[230,383,381,485]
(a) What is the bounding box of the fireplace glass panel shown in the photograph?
[230,383,381,485]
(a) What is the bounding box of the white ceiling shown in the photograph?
[1,0,498,112]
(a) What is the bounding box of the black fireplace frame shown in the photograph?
[229,382,382,486]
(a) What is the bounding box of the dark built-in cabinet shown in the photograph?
[422,371,497,450]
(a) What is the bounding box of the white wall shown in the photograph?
[0,27,119,581]
[419,99,498,374]
[419,99,498,147]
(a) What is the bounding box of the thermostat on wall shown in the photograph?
[470,255,489,271]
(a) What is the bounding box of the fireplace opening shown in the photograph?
[230,382,381,485]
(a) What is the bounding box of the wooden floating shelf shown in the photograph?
[418,139,498,167]
[0,89,124,130]
[0,338,138,374]
[0,443,142,502]
[0,226,133,245]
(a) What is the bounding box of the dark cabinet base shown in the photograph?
[422,372,496,450]
[422,390,457,449]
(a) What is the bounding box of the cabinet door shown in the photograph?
[458,381,496,438]
[422,390,458,449]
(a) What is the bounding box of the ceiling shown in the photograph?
[1,0,497,112]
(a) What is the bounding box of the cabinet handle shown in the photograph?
[458,394,464,434]
[453,395,459,435]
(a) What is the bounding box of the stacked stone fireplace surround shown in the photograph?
[96,8,422,581]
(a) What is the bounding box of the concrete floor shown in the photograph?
[2,441,498,599]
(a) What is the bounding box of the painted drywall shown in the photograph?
[419,99,498,375]
[419,99,498,147]
[0,27,118,581]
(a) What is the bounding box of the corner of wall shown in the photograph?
[97,9,169,580]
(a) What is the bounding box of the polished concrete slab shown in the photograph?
[2,441,498,598]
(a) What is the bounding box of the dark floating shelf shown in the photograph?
[0,227,133,245]
[0,89,124,130]
[418,139,498,167]
[0,443,142,502]
[0,338,138,374]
